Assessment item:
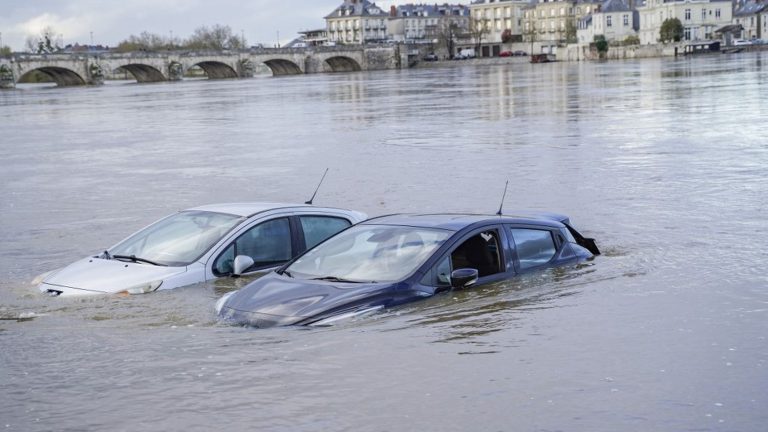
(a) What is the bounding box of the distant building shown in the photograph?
[733,1,767,40]
[577,0,638,44]
[468,0,531,43]
[387,3,470,43]
[325,0,388,44]
[636,0,733,44]
[522,0,602,48]
[287,29,330,47]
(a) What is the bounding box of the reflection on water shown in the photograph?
[2,53,768,431]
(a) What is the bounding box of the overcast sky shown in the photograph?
[0,0,417,50]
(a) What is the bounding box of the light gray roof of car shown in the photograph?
[186,202,313,217]
[186,202,367,221]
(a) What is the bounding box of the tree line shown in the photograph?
[18,24,248,54]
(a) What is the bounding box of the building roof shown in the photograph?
[734,1,768,16]
[325,0,386,19]
[600,0,633,13]
[394,3,469,17]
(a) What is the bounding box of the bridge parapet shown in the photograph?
[0,45,403,88]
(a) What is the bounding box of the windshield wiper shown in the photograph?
[112,254,166,266]
[311,276,361,283]
[280,270,294,278]
[101,250,112,260]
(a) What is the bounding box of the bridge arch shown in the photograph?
[114,63,167,83]
[324,56,362,73]
[19,66,86,86]
[262,59,303,76]
[191,61,238,79]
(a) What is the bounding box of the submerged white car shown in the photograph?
[35,203,366,297]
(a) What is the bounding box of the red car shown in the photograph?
[499,51,512,57]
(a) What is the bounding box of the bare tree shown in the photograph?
[185,25,245,50]
[434,21,460,58]
[25,26,60,53]
[114,31,167,52]
[468,17,490,55]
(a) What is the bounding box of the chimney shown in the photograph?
[391,5,397,16]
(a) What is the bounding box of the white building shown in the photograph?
[733,1,768,40]
[325,0,388,44]
[468,0,531,43]
[578,0,638,44]
[387,3,470,43]
[636,0,733,44]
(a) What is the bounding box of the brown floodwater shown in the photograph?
[1,53,767,431]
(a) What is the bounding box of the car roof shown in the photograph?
[185,202,357,218]
[361,212,569,231]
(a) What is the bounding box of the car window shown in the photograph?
[213,217,292,275]
[299,216,351,249]
[421,255,453,287]
[451,231,502,277]
[509,228,556,270]
[422,230,502,287]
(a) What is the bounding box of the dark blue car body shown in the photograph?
[216,212,599,328]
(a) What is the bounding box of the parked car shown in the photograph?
[423,53,439,61]
[453,48,476,60]
[499,51,513,57]
[216,212,599,328]
[733,39,751,46]
[34,203,367,297]
[513,50,528,56]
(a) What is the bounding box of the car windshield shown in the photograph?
[287,224,452,283]
[109,210,243,266]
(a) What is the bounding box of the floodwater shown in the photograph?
[1,53,767,431]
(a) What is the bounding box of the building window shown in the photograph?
[607,15,612,27]
[623,14,629,26]
[715,9,721,18]
[684,27,691,40]
[701,9,706,21]
[684,9,691,20]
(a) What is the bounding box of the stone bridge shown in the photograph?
[0,46,406,88]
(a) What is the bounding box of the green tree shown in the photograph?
[0,45,12,56]
[594,34,608,58]
[501,29,513,43]
[660,18,683,43]
[565,19,577,44]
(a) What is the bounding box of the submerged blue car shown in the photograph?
[215,212,600,327]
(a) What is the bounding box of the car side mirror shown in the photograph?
[450,268,479,289]
[232,255,255,277]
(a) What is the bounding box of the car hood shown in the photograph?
[218,272,402,327]
[40,256,186,296]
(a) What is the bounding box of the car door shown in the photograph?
[505,225,562,273]
[211,216,297,277]
[419,226,510,292]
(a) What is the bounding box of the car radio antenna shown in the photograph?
[496,180,509,216]
[305,168,329,205]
